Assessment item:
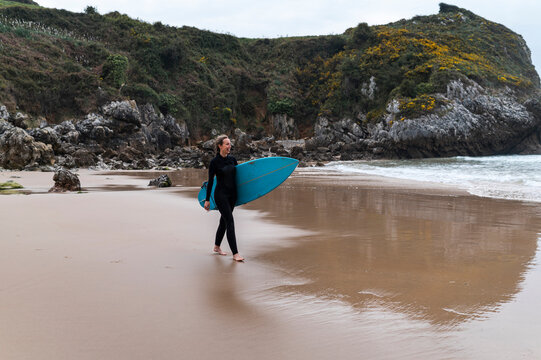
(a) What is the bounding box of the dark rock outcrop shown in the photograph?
[12,112,29,129]
[0,100,196,170]
[54,121,80,145]
[148,174,172,187]
[512,98,541,154]
[118,146,144,163]
[0,106,10,121]
[102,100,141,128]
[140,104,189,153]
[233,128,253,157]
[28,127,61,152]
[72,148,97,167]
[380,80,540,158]
[302,80,541,160]
[49,169,81,192]
[270,114,299,139]
[0,119,14,134]
[0,127,54,169]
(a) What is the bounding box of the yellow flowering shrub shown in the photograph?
[399,95,437,117]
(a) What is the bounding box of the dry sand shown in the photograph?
[1,169,540,359]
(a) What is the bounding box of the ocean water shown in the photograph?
[320,155,541,203]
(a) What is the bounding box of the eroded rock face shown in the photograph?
[270,114,298,140]
[72,148,97,167]
[0,119,14,134]
[304,117,368,161]
[381,80,539,157]
[28,127,61,152]
[1,100,196,169]
[0,105,9,121]
[304,80,541,159]
[54,121,80,145]
[49,169,81,192]
[0,127,54,169]
[102,100,141,125]
[511,98,541,154]
[233,128,252,155]
[140,104,189,153]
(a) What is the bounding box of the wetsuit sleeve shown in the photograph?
[206,159,216,201]
[233,157,238,166]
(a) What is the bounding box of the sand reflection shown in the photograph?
[202,256,254,316]
[244,174,541,325]
[117,168,541,326]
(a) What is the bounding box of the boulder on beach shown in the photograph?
[148,174,172,187]
[49,169,81,192]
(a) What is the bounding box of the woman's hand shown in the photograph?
[204,201,210,211]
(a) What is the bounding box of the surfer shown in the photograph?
[204,135,245,262]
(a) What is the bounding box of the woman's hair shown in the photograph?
[215,134,229,153]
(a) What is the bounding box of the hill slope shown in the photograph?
[0,2,538,138]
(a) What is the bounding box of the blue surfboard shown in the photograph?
[198,156,299,210]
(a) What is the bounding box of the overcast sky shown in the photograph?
[37,0,540,71]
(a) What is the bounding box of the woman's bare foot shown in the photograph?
[213,246,227,256]
[233,253,245,262]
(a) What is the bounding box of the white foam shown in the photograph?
[319,155,541,203]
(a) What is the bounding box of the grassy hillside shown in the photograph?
[0,2,538,139]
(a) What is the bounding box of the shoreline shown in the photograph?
[4,153,540,204]
[1,169,540,359]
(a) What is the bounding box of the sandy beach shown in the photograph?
[1,168,540,359]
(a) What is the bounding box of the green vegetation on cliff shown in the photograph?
[0,2,538,138]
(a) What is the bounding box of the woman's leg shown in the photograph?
[228,196,244,261]
[215,215,226,248]
[215,193,238,255]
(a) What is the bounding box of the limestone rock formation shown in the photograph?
[270,114,299,140]
[0,127,54,169]
[303,80,541,159]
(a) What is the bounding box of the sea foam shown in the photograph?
[319,155,541,203]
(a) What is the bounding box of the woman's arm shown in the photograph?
[205,159,216,202]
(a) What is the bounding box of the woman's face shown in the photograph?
[219,138,231,155]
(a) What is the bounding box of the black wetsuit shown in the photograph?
[206,154,239,254]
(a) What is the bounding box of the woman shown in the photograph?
[204,135,245,262]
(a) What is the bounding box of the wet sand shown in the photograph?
[1,169,540,359]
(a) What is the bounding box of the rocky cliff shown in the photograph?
[0,2,540,169]
[306,79,541,160]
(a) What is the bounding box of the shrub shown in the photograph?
[158,93,180,115]
[348,23,376,49]
[101,54,128,88]
[366,108,385,123]
[398,79,417,97]
[429,69,465,92]
[159,40,186,70]
[268,97,295,116]
[84,6,98,15]
[122,83,159,104]
[439,3,461,14]
[415,82,434,95]
[14,27,31,38]
[399,94,436,117]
